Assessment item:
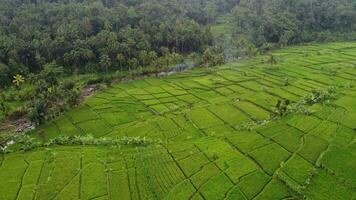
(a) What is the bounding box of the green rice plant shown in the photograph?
[21,160,43,186]
[225,186,247,200]
[191,163,220,188]
[153,92,172,98]
[331,126,354,147]
[226,131,271,153]
[167,144,199,160]
[191,193,205,200]
[35,152,81,200]
[55,175,80,200]
[266,88,300,102]
[287,115,322,133]
[268,127,303,152]
[239,81,265,92]
[224,155,259,183]
[178,153,210,177]
[199,173,234,200]
[56,117,82,136]
[203,125,235,137]
[281,154,315,187]
[249,143,291,175]
[0,182,21,200]
[77,119,112,137]
[0,154,28,199]
[109,170,131,199]
[187,108,223,129]
[99,112,135,126]
[141,98,160,105]
[66,106,98,123]
[215,87,234,95]
[305,170,356,200]
[237,170,270,199]
[34,122,61,141]
[150,104,170,114]
[164,180,196,200]
[81,163,107,200]
[194,90,221,102]
[298,135,328,164]
[159,97,178,103]
[319,146,356,187]
[308,121,338,141]
[254,179,296,200]
[209,105,251,126]
[227,84,251,94]
[234,101,271,121]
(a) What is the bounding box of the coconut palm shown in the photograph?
[12,74,25,87]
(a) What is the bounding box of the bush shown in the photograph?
[301,87,337,105]
[87,77,104,85]
[201,46,225,67]
[6,134,164,152]
[17,135,40,151]
[274,99,290,117]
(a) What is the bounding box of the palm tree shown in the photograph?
[116,53,125,73]
[100,54,112,74]
[12,74,25,87]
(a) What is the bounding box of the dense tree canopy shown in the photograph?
[0,0,355,88]
[0,0,218,87]
[231,0,356,47]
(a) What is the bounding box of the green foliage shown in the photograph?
[25,66,80,125]
[8,135,163,152]
[301,87,337,105]
[201,46,225,67]
[0,94,9,117]
[231,0,356,48]
[12,74,25,87]
[274,99,290,117]
[16,135,40,151]
[0,0,213,87]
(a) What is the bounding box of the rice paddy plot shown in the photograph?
[3,42,356,199]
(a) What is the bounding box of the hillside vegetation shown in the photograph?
[1,0,356,127]
[1,42,356,199]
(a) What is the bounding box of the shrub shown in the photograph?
[301,87,337,105]
[16,135,40,151]
[201,46,225,67]
[274,99,290,117]
[87,77,104,85]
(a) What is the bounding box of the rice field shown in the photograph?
[1,42,356,199]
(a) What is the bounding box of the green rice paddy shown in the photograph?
[1,42,356,199]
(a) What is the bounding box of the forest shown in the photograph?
[1,0,355,87]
